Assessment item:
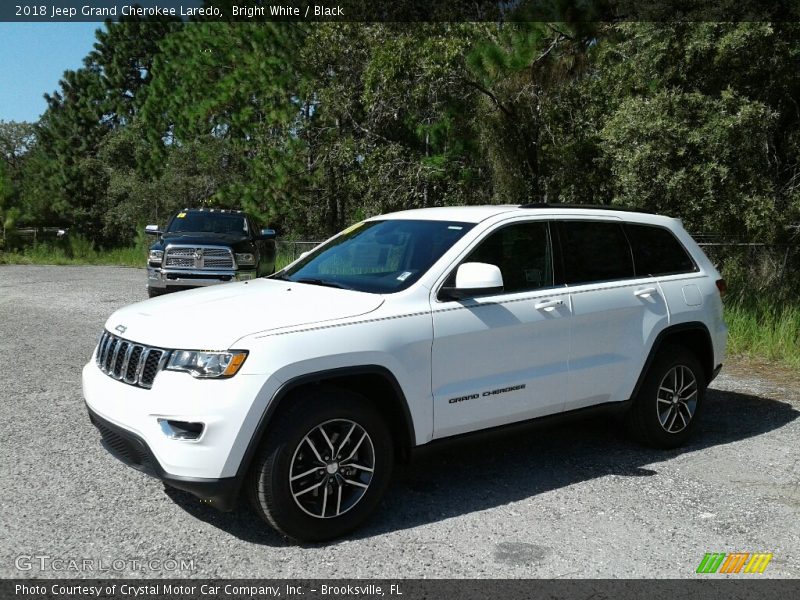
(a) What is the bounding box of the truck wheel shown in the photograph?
[246,387,394,542]
[147,288,164,299]
[626,344,706,449]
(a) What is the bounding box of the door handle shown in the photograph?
[534,299,564,311]
[634,287,658,298]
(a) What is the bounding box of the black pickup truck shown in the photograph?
[145,208,276,298]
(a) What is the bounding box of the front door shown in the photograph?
[431,220,571,439]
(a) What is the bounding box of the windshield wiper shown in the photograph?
[295,278,353,290]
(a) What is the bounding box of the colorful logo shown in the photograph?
[696,552,773,574]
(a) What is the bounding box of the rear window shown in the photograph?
[625,224,697,277]
[557,221,634,284]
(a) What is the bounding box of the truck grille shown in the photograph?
[95,331,170,389]
[164,246,234,270]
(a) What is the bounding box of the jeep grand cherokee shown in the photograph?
[84,205,727,542]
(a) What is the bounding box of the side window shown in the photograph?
[625,224,697,276]
[461,221,554,294]
[558,221,634,284]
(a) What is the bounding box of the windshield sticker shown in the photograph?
[448,225,463,230]
[397,271,413,281]
[177,212,186,218]
[341,221,364,236]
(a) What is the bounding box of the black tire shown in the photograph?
[246,387,394,542]
[626,344,706,449]
[147,288,164,298]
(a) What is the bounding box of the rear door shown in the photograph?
[624,222,704,324]
[556,219,669,411]
[431,220,571,438]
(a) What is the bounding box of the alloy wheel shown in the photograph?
[289,419,376,519]
[656,365,698,434]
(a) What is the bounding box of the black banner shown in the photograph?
[3,0,800,23]
[3,580,800,600]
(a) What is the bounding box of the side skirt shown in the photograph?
[412,400,633,459]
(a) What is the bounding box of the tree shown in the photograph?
[465,20,600,203]
[594,22,800,240]
[21,17,178,244]
[0,121,36,237]
[88,16,181,126]
[141,21,307,229]
[0,121,36,170]
[294,23,490,236]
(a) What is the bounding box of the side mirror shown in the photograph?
[441,262,504,300]
[260,228,276,240]
[145,224,161,235]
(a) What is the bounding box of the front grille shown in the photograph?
[164,246,234,270]
[96,331,170,389]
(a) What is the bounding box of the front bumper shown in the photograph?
[147,267,256,291]
[82,360,267,479]
[86,405,239,511]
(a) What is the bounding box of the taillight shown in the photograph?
[715,279,727,297]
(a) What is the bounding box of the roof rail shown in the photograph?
[519,203,656,214]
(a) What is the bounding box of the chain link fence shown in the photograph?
[695,236,799,302]
[1,227,69,250]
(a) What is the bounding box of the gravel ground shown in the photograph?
[1,265,798,579]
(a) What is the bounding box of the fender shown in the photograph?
[233,365,416,482]
[630,321,714,401]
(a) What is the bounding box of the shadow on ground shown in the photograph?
[164,388,798,546]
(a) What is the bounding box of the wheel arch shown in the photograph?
[236,365,416,481]
[631,321,715,400]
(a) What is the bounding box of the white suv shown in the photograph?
[83,205,727,541]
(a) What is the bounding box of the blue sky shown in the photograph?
[0,23,101,123]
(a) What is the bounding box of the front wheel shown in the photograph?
[626,344,706,448]
[246,387,394,542]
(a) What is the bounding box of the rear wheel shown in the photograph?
[626,344,706,448]
[247,387,394,542]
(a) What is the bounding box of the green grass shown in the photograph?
[724,301,800,368]
[0,235,145,267]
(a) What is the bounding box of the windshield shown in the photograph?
[277,219,474,294]
[167,212,248,235]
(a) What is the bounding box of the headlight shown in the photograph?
[149,249,164,263]
[166,350,248,379]
[235,252,255,266]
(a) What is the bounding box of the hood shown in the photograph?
[104,279,385,349]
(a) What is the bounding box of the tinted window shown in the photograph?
[558,221,634,284]
[460,221,554,294]
[625,224,696,276]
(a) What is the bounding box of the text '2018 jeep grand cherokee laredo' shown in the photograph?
[145,208,276,297]
[84,205,727,542]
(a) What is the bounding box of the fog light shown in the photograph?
[158,419,204,441]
